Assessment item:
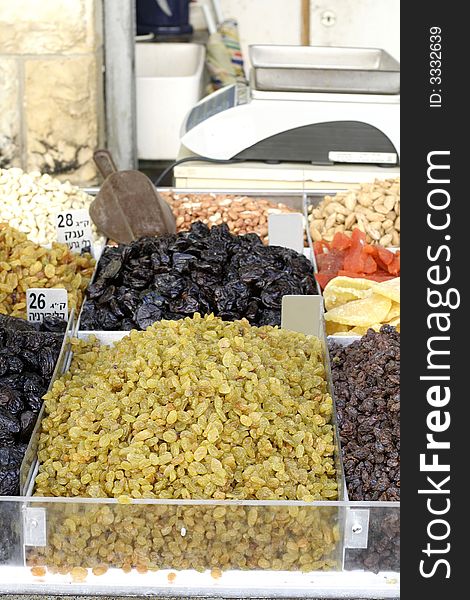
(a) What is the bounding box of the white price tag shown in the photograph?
[26,288,68,323]
[268,213,304,254]
[56,209,93,254]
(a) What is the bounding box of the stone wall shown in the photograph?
[0,0,104,184]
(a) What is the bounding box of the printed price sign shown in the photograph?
[26,288,68,323]
[56,209,93,254]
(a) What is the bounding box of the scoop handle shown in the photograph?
[94,149,118,179]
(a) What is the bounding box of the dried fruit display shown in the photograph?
[80,222,316,330]
[0,224,95,318]
[0,167,104,246]
[324,277,400,336]
[27,503,340,574]
[0,315,65,497]
[314,228,400,290]
[309,178,400,245]
[36,314,337,502]
[329,326,400,501]
[162,192,298,244]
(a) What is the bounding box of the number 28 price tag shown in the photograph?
[26,289,68,323]
[56,209,93,254]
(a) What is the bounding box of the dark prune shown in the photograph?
[7,356,23,374]
[0,445,25,469]
[0,408,20,443]
[96,308,120,330]
[0,387,16,408]
[135,304,163,330]
[20,411,36,442]
[80,222,316,330]
[38,347,58,379]
[0,388,23,416]
[0,468,20,496]
[153,273,186,299]
[0,355,8,376]
[18,349,38,370]
[172,252,196,274]
[97,284,116,305]
[101,257,123,279]
[41,316,67,332]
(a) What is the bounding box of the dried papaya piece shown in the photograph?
[331,232,351,251]
[377,246,394,265]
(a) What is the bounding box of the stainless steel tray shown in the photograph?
[250,45,400,95]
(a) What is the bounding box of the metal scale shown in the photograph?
[180,45,400,168]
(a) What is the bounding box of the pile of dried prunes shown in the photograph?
[0,315,65,497]
[80,222,316,331]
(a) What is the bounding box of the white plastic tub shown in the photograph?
[135,43,206,160]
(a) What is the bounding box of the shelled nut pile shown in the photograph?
[309,178,400,245]
[163,192,297,243]
[0,168,103,246]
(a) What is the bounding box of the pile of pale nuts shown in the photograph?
[162,192,297,244]
[0,168,103,246]
[309,178,400,246]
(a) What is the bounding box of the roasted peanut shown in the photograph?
[163,192,298,244]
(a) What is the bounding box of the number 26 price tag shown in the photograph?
[56,209,93,254]
[26,288,68,323]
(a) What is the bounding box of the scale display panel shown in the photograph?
[185,85,238,132]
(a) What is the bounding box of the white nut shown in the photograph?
[379,233,393,246]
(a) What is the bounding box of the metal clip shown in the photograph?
[23,507,47,547]
[344,508,370,549]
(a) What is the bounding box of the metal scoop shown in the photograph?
[89,149,176,244]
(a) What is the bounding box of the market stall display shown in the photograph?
[0,176,400,591]
[324,276,400,335]
[0,168,104,246]
[162,191,298,243]
[314,229,400,289]
[79,222,316,331]
[0,225,95,318]
[309,178,400,245]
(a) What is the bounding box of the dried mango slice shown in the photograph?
[323,276,375,311]
[348,326,370,336]
[324,293,392,327]
[384,301,400,322]
[324,288,370,311]
[325,320,351,335]
[324,276,376,292]
[372,277,400,303]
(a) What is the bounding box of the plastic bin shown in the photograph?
[135,43,206,160]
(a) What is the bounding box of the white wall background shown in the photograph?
[191,0,400,67]
[310,0,400,60]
